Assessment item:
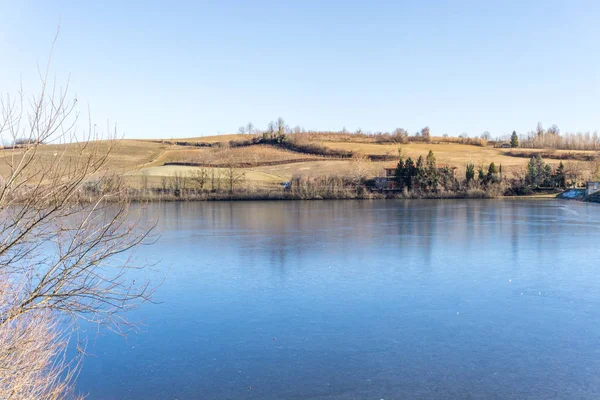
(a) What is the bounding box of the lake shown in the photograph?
[75,200,600,399]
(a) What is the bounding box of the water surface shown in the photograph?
[76,200,600,399]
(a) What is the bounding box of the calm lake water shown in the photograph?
[76,200,600,399]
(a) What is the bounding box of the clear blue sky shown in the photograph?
[1,0,599,139]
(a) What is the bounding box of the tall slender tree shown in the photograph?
[425,150,438,190]
[510,131,519,148]
[404,157,416,189]
[466,161,475,184]
[394,158,405,187]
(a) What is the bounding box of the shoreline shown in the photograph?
[121,192,569,203]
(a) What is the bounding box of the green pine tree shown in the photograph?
[425,150,438,190]
[404,157,415,190]
[478,165,486,183]
[510,131,519,148]
[487,162,498,183]
[394,158,405,186]
[556,161,566,188]
[415,156,426,189]
[465,161,475,184]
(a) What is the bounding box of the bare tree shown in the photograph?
[536,122,545,138]
[140,170,149,192]
[420,126,431,142]
[222,151,245,194]
[547,124,560,136]
[245,122,254,135]
[265,121,275,140]
[276,117,286,137]
[350,152,372,184]
[0,33,155,396]
[169,170,186,194]
[564,161,585,187]
[191,167,209,190]
[224,166,245,194]
[393,128,409,143]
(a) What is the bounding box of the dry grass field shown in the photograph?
[146,144,322,167]
[251,160,382,181]
[172,133,260,144]
[0,139,167,177]
[125,165,284,190]
[317,141,525,170]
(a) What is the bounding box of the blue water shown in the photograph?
[76,200,600,399]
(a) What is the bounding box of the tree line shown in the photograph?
[387,149,573,198]
[236,119,599,151]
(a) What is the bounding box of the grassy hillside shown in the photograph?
[145,144,324,168]
[0,139,167,177]
[128,133,598,190]
[7,133,594,192]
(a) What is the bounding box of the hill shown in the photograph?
[5,133,595,193]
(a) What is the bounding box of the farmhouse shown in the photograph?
[587,181,600,196]
[373,167,399,189]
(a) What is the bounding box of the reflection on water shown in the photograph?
[76,200,600,399]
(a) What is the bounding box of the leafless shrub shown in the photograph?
[0,278,83,400]
[190,167,210,190]
[350,151,372,184]
[222,151,245,194]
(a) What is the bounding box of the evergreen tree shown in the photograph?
[425,150,436,170]
[510,131,519,148]
[543,164,553,187]
[527,156,538,186]
[404,157,416,189]
[415,156,426,189]
[394,158,405,186]
[425,150,438,190]
[527,155,546,187]
[556,161,566,188]
[465,161,475,184]
[487,162,498,183]
[478,165,486,183]
[415,156,424,170]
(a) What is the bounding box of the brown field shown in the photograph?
[251,160,382,181]
[146,144,322,167]
[0,139,167,177]
[125,165,284,190]
[173,133,259,144]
